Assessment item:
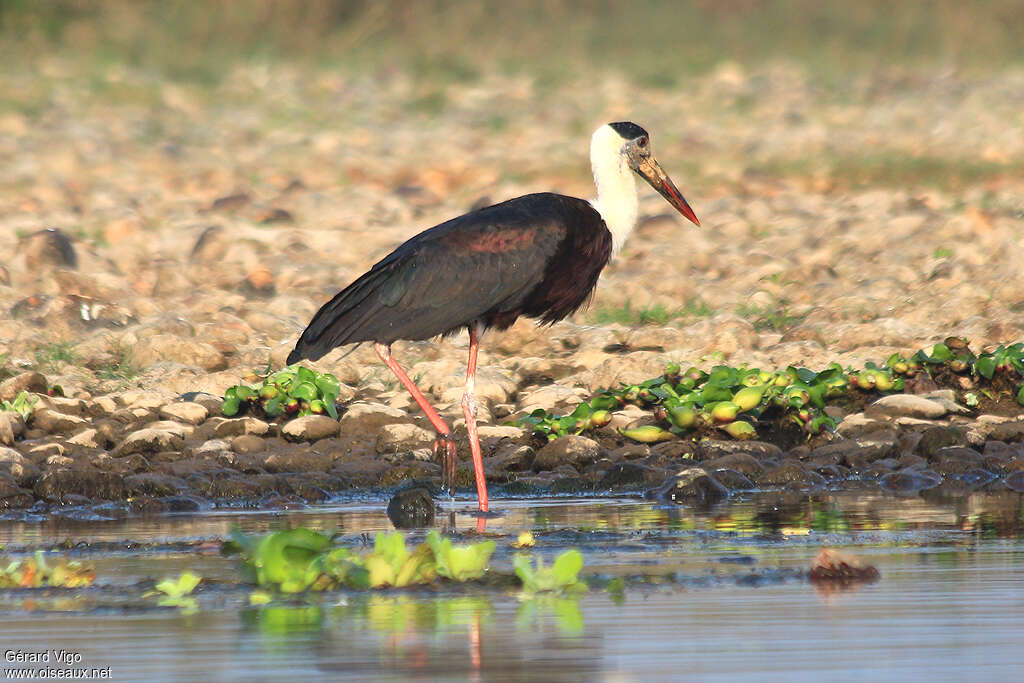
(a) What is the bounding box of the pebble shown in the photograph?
[866,394,948,420]
[281,415,341,442]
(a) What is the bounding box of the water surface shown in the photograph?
[1,492,1021,681]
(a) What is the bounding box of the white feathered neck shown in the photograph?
[588,124,638,255]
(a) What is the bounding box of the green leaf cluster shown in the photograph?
[0,390,37,421]
[513,549,586,595]
[221,365,342,420]
[225,528,496,593]
[517,338,1024,443]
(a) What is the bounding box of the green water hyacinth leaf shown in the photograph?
[263,397,283,417]
[667,404,697,429]
[314,547,370,589]
[362,531,437,588]
[253,528,332,593]
[707,366,738,385]
[227,385,255,401]
[975,356,996,380]
[723,420,757,439]
[426,531,495,581]
[1017,386,1024,407]
[221,396,241,416]
[289,381,318,401]
[154,571,201,599]
[618,425,675,443]
[569,403,592,420]
[589,394,618,411]
[149,571,202,613]
[930,343,954,361]
[732,385,766,411]
[514,549,587,595]
[0,391,37,421]
[710,401,740,423]
[699,383,733,404]
[315,374,340,396]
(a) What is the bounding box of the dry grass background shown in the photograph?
[1,1,1023,392]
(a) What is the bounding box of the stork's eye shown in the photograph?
[637,136,648,148]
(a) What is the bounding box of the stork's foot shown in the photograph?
[433,433,458,495]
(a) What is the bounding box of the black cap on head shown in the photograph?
[608,121,649,141]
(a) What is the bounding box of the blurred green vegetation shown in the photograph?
[2,0,1022,86]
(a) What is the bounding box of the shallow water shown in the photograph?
[1,492,1022,681]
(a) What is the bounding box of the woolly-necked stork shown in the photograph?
[287,121,700,514]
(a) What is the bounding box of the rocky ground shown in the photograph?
[1,59,1023,516]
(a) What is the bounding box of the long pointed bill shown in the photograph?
[635,157,701,226]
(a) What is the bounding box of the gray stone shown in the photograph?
[698,440,783,462]
[916,426,968,459]
[755,462,826,489]
[113,427,186,456]
[130,334,226,371]
[533,435,603,471]
[1005,470,1024,493]
[879,469,943,492]
[866,394,947,420]
[0,447,40,486]
[231,434,267,454]
[709,468,756,490]
[0,412,21,446]
[66,428,106,449]
[261,449,332,473]
[835,412,888,438]
[282,415,341,442]
[484,444,535,472]
[0,478,34,509]
[213,416,270,438]
[701,452,764,476]
[32,408,90,436]
[0,372,47,402]
[598,462,663,490]
[650,466,728,506]
[124,472,189,497]
[376,423,435,453]
[986,422,1024,443]
[386,487,435,529]
[476,425,528,450]
[159,401,209,425]
[35,468,128,501]
[339,402,410,434]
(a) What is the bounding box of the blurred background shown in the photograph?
[1,0,1023,390]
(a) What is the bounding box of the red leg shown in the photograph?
[374,342,457,493]
[461,324,489,512]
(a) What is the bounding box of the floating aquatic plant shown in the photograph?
[146,571,202,613]
[513,549,587,595]
[225,528,504,593]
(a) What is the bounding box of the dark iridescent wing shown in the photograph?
[288,194,571,361]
